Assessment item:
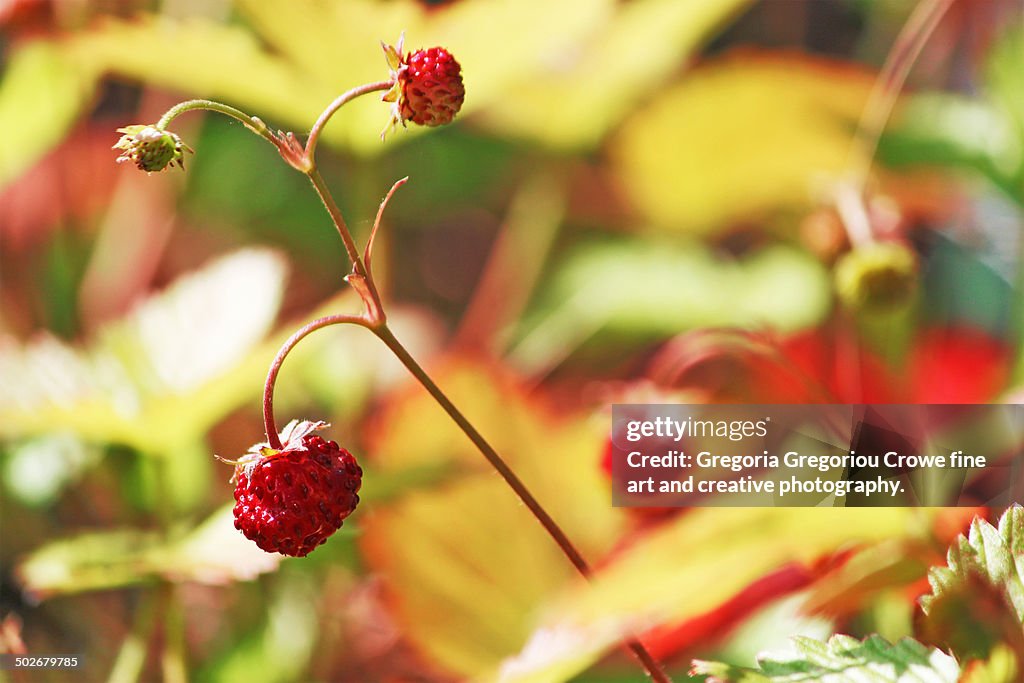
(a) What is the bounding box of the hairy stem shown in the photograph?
[156,100,274,144]
[304,80,394,161]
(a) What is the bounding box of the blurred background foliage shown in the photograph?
[0,0,1022,681]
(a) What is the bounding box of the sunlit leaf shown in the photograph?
[918,506,1024,664]
[16,529,164,601]
[0,41,98,188]
[1,433,101,506]
[921,506,1024,621]
[475,0,752,149]
[16,504,280,600]
[691,633,960,683]
[512,241,830,374]
[497,508,957,682]
[0,248,286,449]
[982,23,1024,205]
[71,15,338,142]
[880,93,1022,200]
[612,52,875,234]
[359,361,623,679]
[800,539,937,618]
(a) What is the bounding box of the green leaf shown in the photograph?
[879,93,1022,201]
[476,0,753,149]
[512,241,830,374]
[0,41,98,188]
[611,53,875,234]
[986,26,1024,157]
[0,248,287,450]
[691,633,960,683]
[15,504,280,600]
[496,508,954,682]
[921,506,1024,622]
[918,506,1024,664]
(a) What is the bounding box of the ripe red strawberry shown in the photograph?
[230,420,362,557]
[399,47,464,126]
[381,36,464,136]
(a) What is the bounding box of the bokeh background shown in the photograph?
[1,0,1022,681]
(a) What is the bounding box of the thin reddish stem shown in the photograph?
[262,314,372,449]
[365,177,409,279]
[372,324,672,683]
[306,169,387,322]
[260,314,671,681]
[304,80,394,162]
[273,74,672,682]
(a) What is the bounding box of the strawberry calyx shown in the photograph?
[220,419,331,481]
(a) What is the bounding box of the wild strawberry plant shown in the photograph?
[112,34,673,682]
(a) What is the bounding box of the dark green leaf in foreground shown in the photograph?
[691,634,959,683]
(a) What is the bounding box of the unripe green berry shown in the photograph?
[834,242,917,314]
[113,125,191,172]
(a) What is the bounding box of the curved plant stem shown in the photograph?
[156,99,275,144]
[263,314,372,449]
[304,80,394,161]
[262,313,671,682]
[259,78,672,682]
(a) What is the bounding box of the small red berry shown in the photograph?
[381,35,464,137]
[399,47,464,127]
[230,420,362,557]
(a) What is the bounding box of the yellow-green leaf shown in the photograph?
[16,504,279,600]
[0,40,99,187]
[477,0,753,149]
[497,508,954,682]
[611,52,876,234]
[360,361,623,678]
[0,248,286,449]
[512,240,831,375]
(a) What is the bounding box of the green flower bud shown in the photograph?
[834,242,917,314]
[113,125,192,172]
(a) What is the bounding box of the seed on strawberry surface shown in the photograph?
[228,420,362,557]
